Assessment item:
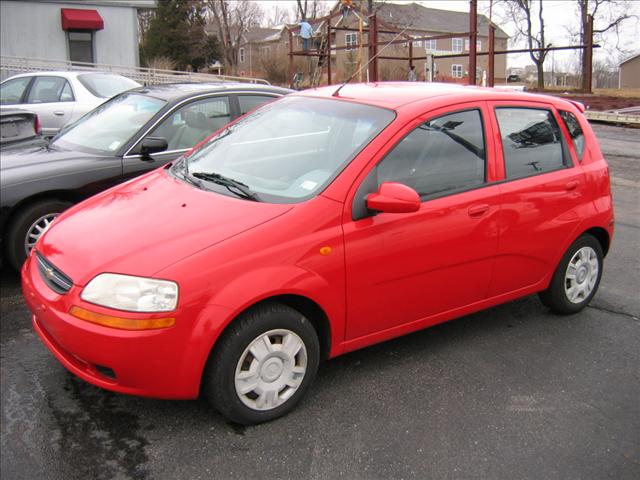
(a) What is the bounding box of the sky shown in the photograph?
[259,0,640,71]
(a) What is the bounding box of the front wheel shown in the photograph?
[203,303,320,425]
[5,199,71,270]
[539,233,604,314]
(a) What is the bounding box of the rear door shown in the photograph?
[487,101,586,296]
[22,76,75,134]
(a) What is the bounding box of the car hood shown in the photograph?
[0,145,104,185]
[37,169,294,285]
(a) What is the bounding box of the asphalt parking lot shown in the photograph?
[1,123,638,480]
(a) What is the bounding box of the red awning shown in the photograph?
[61,8,104,31]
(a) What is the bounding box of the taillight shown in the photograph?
[34,115,41,135]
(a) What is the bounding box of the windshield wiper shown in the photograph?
[191,172,260,201]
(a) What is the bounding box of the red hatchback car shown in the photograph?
[22,83,614,424]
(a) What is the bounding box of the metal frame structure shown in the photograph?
[287,0,597,92]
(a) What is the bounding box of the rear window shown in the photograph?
[559,110,585,161]
[495,108,566,179]
[77,73,140,98]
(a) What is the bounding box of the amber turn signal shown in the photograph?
[69,306,175,330]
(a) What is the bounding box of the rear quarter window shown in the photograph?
[559,110,585,161]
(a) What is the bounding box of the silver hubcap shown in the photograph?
[564,246,599,304]
[234,329,307,411]
[24,213,59,255]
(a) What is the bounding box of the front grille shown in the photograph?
[36,253,73,294]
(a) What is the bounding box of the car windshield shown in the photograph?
[77,73,140,98]
[182,96,395,202]
[51,93,165,155]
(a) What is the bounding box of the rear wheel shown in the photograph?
[5,199,71,270]
[203,303,320,425]
[539,234,603,314]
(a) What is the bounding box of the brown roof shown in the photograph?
[372,2,509,39]
[204,24,282,44]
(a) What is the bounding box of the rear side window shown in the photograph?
[559,110,585,161]
[26,76,72,104]
[376,109,486,198]
[495,108,565,179]
[238,95,277,115]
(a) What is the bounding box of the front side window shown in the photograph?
[452,64,463,78]
[26,76,72,104]
[239,48,245,63]
[452,38,463,53]
[495,107,566,179]
[182,96,395,202]
[68,31,94,64]
[52,93,166,154]
[147,96,230,151]
[345,33,358,51]
[0,77,31,105]
[425,39,437,51]
[375,109,486,199]
[559,110,585,161]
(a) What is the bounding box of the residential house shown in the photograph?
[618,52,640,88]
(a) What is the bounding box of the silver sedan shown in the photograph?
[0,71,140,136]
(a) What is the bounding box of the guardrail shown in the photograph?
[0,55,269,85]
[585,110,640,126]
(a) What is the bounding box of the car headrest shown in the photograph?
[184,111,209,129]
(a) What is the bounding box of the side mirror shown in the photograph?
[140,137,168,159]
[366,182,421,214]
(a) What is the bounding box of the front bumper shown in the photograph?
[22,253,226,399]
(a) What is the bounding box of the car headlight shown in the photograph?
[81,273,178,312]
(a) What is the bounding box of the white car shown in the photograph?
[0,71,140,136]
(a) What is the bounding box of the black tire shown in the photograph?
[5,199,71,271]
[203,303,320,425]
[539,233,603,314]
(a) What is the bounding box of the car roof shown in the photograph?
[293,82,573,111]
[2,71,133,81]
[128,82,291,102]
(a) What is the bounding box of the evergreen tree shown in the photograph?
[141,0,219,71]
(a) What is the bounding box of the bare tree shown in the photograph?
[265,4,294,27]
[572,0,637,90]
[206,0,263,74]
[495,0,550,89]
[295,0,329,21]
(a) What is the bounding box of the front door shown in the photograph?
[343,105,501,341]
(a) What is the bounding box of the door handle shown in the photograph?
[53,111,65,116]
[468,204,490,218]
[566,180,579,191]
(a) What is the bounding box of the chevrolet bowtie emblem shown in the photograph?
[44,266,55,280]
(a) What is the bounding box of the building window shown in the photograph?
[464,39,482,51]
[68,31,94,64]
[239,47,245,63]
[452,38,463,53]
[345,32,358,51]
[452,64,463,78]
[425,39,437,51]
[262,46,271,55]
